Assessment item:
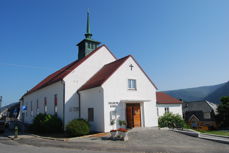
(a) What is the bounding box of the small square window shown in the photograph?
[128,79,137,90]
[204,112,211,119]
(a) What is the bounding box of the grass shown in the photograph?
[197,130,229,136]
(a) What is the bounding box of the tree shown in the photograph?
[217,96,229,128]
[32,113,62,133]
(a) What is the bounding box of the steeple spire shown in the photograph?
[77,11,100,60]
[85,10,92,39]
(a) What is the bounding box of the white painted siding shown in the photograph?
[79,87,104,132]
[157,104,183,117]
[102,57,158,132]
[62,46,115,126]
[22,81,64,124]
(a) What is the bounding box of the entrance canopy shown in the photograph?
[120,100,151,103]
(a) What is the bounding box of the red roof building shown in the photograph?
[156,92,182,104]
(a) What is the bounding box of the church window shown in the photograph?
[44,97,47,114]
[128,79,137,90]
[54,94,58,115]
[30,101,33,117]
[36,99,39,115]
[88,108,94,121]
[26,103,28,117]
[165,107,169,114]
[88,42,90,48]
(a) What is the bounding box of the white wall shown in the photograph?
[157,104,183,117]
[22,81,64,124]
[21,46,116,127]
[102,56,158,132]
[79,87,104,132]
[63,46,116,126]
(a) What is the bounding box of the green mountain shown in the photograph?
[164,81,229,104]
[205,81,229,104]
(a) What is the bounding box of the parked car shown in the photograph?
[0,120,5,132]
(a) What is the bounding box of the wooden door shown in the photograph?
[133,105,141,127]
[126,105,133,128]
[126,103,141,128]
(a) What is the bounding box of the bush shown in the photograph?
[66,119,90,137]
[32,113,62,133]
[158,113,185,128]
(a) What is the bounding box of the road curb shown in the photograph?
[172,129,229,144]
[5,132,109,142]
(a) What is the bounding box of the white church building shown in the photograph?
[20,13,158,132]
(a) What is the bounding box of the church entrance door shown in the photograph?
[126,103,141,128]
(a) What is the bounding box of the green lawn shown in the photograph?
[198,130,229,136]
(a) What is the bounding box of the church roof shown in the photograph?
[79,55,158,91]
[78,55,130,91]
[156,92,182,104]
[23,45,115,97]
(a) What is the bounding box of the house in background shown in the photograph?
[182,100,218,130]
[0,102,20,121]
[156,92,183,117]
[19,13,158,132]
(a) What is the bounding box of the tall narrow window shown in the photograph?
[128,79,137,90]
[36,99,39,115]
[54,94,58,115]
[88,42,90,48]
[44,97,47,114]
[26,103,28,117]
[88,108,94,121]
[30,101,33,117]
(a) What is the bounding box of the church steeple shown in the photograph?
[77,11,100,60]
[85,11,92,39]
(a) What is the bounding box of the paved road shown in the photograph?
[1,128,229,153]
[0,137,118,153]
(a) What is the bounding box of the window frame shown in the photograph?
[204,112,211,119]
[54,94,58,115]
[164,107,169,114]
[128,79,137,90]
[30,101,33,117]
[88,108,94,122]
[44,97,47,114]
[36,99,39,115]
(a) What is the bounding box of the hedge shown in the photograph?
[66,119,90,137]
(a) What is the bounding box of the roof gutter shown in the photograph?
[62,80,65,130]
[77,91,81,118]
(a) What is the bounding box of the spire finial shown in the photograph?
[85,9,92,39]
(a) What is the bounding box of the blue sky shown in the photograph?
[0,0,229,106]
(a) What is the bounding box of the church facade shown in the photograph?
[20,13,158,132]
